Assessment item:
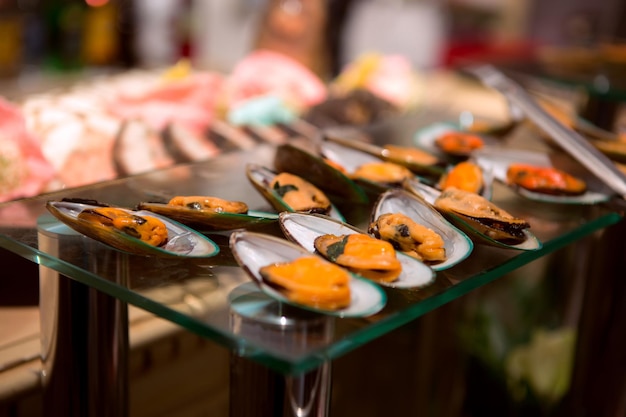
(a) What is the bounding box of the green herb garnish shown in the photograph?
[324,236,349,262]
[273,182,299,197]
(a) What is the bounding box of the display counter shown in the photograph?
[0,106,624,417]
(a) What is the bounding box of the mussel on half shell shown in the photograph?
[506,163,587,196]
[278,212,435,288]
[45,199,220,257]
[137,196,278,232]
[314,233,403,284]
[433,187,536,247]
[273,143,369,205]
[324,130,445,176]
[370,189,473,271]
[438,161,485,195]
[472,147,609,204]
[246,164,345,221]
[319,140,415,196]
[229,230,387,317]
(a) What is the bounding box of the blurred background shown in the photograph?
[0,0,624,79]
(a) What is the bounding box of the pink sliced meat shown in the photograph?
[107,72,224,133]
[113,119,176,176]
[0,98,55,202]
[223,49,327,111]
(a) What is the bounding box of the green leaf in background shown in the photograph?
[505,327,576,405]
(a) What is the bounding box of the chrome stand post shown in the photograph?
[38,223,129,417]
[228,283,333,417]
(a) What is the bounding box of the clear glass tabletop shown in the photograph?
[0,110,623,375]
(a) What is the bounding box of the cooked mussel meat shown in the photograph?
[77,207,168,246]
[434,131,484,156]
[438,161,484,194]
[259,256,351,310]
[381,144,441,167]
[270,172,332,214]
[167,196,248,214]
[351,161,413,185]
[506,163,587,196]
[434,187,530,244]
[369,213,446,263]
[314,233,402,283]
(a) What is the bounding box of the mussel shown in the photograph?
[324,131,445,176]
[167,195,249,213]
[137,195,278,232]
[369,213,446,264]
[271,172,332,214]
[314,233,402,283]
[351,161,414,185]
[260,256,352,310]
[246,164,345,221]
[278,212,435,288]
[76,206,168,246]
[434,187,531,245]
[506,163,587,196]
[438,161,485,195]
[229,230,386,317]
[472,147,608,204]
[371,189,473,270]
[413,122,497,162]
[434,131,485,157]
[46,199,220,257]
[273,143,369,205]
[319,140,416,195]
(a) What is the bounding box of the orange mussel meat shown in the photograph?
[438,161,484,194]
[314,233,402,283]
[506,163,587,196]
[168,196,248,214]
[77,207,168,246]
[434,131,484,156]
[260,256,351,310]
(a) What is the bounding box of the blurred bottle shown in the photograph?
[255,0,330,78]
[0,0,23,77]
[134,0,181,68]
[42,0,86,71]
[21,1,48,71]
[82,0,120,67]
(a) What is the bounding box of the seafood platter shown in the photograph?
[45,111,620,318]
[28,51,625,319]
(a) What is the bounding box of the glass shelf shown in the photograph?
[0,112,623,376]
